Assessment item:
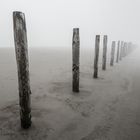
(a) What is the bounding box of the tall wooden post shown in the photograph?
[110,41,115,66]
[116,41,120,63]
[13,11,31,129]
[94,35,100,78]
[72,28,80,92]
[102,35,108,70]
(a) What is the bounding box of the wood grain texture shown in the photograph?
[13,11,31,129]
[72,28,80,92]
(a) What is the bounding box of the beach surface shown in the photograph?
[0,47,140,140]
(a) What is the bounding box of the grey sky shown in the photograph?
[0,0,139,47]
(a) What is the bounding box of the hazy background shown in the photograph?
[0,0,139,48]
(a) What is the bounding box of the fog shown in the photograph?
[0,0,140,48]
[1,1,140,139]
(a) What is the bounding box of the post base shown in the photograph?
[21,118,32,129]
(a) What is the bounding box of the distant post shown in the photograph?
[102,35,108,70]
[94,35,100,78]
[13,11,32,129]
[110,41,116,66]
[119,41,123,60]
[116,41,120,63]
[122,42,126,57]
[126,42,128,56]
[128,42,132,54]
[129,42,133,53]
[123,42,125,57]
[72,28,80,92]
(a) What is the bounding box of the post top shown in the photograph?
[104,35,108,37]
[112,41,116,44]
[96,35,100,37]
[13,11,24,15]
[73,28,79,30]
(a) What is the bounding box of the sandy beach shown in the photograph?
[0,46,140,140]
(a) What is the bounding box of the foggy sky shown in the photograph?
[0,0,139,48]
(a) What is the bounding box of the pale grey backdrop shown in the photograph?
[0,0,139,48]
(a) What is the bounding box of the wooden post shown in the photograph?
[127,42,130,54]
[122,42,126,57]
[94,35,100,78]
[129,42,133,53]
[116,41,120,63]
[110,41,115,66]
[124,43,127,56]
[119,41,123,60]
[13,11,31,129]
[125,42,128,56]
[123,42,125,57]
[72,28,80,92]
[128,42,132,54]
[102,35,108,70]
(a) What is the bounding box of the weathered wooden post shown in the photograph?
[125,42,128,56]
[119,41,123,60]
[124,43,127,56]
[123,42,126,57]
[13,11,31,129]
[72,28,80,92]
[116,41,120,63]
[93,35,100,78]
[127,42,130,54]
[122,42,126,57]
[102,35,108,70]
[110,41,116,66]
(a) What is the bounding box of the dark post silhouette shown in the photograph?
[94,35,100,78]
[110,41,116,66]
[102,35,108,70]
[72,28,80,92]
[119,41,123,60]
[116,41,120,63]
[13,11,32,129]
